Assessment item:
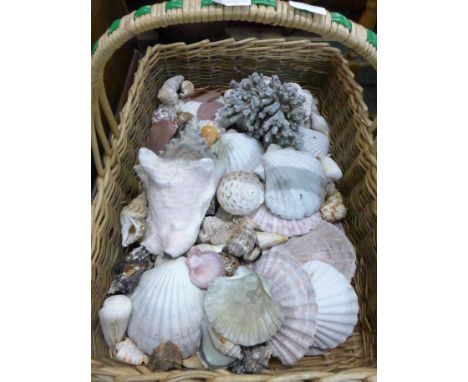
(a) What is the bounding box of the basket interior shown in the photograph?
[91,38,377,370]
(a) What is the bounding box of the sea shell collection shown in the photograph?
[100,73,359,372]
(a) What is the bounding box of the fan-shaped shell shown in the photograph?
[115,338,149,365]
[256,146,327,220]
[217,171,264,216]
[204,267,284,346]
[249,205,323,237]
[127,258,205,357]
[254,252,317,365]
[302,261,358,354]
[268,221,356,281]
[296,127,330,157]
[120,192,147,247]
[98,295,132,348]
[212,130,264,174]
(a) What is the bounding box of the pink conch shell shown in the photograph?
[254,252,317,365]
[267,221,356,281]
[249,205,322,237]
[187,247,225,289]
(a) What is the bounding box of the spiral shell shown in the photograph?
[120,192,147,247]
[227,217,257,258]
[115,338,149,365]
[199,216,233,245]
[216,171,264,216]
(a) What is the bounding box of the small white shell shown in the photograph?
[115,338,149,365]
[319,156,343,182]
[310,113,330,137]
[249,205,322,237]
[120,192,147,247]
[321,201,347,222]
[302,261,358,353]
[98,295,132,349]
[158,75,184,106]
[296,127,330,157]
[204,267,284,346]
[255,231,288,249]
[179,80,195,98]
[217,171,264,216]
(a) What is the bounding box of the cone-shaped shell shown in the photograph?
[217,171,264,216]
[127,258,205,357]
[302,261,358,353]
[98,295,132,349]
[268,221,356,281]
[256,146,327,220]
[115,338,149,365]
[249,205,322,237]
[296,127,330,157]
[254,252,317,365]
[204,267,284,346]
[255,231,288,249]
[120,192,147,247]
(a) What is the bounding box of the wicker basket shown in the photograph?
[91,1,377,381]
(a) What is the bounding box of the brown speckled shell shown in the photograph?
[219,252,240,276]
[149,341,182,371]
[227,218,257,258]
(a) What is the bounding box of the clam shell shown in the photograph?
[296,127,330,157]
[310,113,330,137]
[187,247,225,289]
[127,258,205,357]
[268,221,356,281]
[199,322,237,368]
[255,231,288,249]
[212,130,264,174]
[249,205,322,237]
[98,295,132,349]
[217,171,264,216]
[115,338,149,365]
[198,216,233,245]
[254,252,317,365]
[302,261,358,353]
[204,267,284,346]
[319,156,343,182]
[227,217,257,258]
[120,192,147,247]
[256,145,327,220]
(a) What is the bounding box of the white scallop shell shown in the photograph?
[296,127,330,157]
[216,171,264,216]
[268,221,356,281]
[249,205,323,237]
[135,148,220,257]
[311,113,330,137]
[319,156,343,182]
[254,252,317,365]
[302,261,359,354]
[98,295,132,349]
[204,266,284,346]
[127,258,205,357]
[120,192,146,247]
[255,145,327,220]
[212,130,264,175]
[115,338,149,365]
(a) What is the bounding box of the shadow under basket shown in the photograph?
[91,38,377,381]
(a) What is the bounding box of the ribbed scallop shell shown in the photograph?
[269,221,356,282]
[254,252,317,365]
[302,261,358,354]
[120,192,147,247]
[212,130,264,174]
[217,171,264,216]
[296,127,330,157]
[249,205,322,237]
[127,257,205,357]
[256,146,327,220]
[115,338,149,365]
[204,267,284,346]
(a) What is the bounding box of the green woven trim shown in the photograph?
[107,19,121,36]
[252,0,276,7]
[134,5,152,19]
[92,40,99,55]
[201,0,215,6]
[367,29,377,49]
[331,12,352,32]
[166,0,183,10]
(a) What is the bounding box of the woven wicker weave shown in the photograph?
[91,2,376,381]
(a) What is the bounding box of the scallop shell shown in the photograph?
[296,127,330,157]
[249,205,322,237]
[227,217,257,258]
[319,156,343,182]
[268,221,356,281]
[254,252,317,365]
[212,130,264,174]
[255,145,327,220]
[310,113,330,137]
[198,216,233,245]
[98,295,132,349]
[115,338,149,365]
[120,192,147,247]
[255,231,288,249]
[204,266,284,346]
[302,261,358,353]
[135,148,221,257]
[187,246,225,289]
[127,257,205,357]
[217,171,264,216]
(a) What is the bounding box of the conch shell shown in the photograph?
[98,295,132,349]
[198,216,233,245]
[158,75,184,105]
[227,217,257,258]
[120,192,146,247]
[115,338,149,365]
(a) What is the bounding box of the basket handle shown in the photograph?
[91,0,377,177]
